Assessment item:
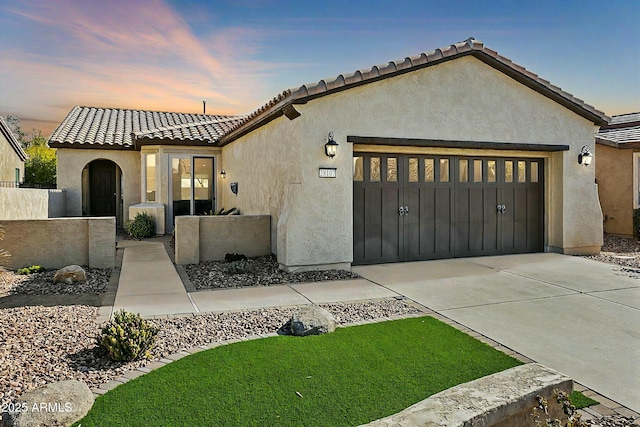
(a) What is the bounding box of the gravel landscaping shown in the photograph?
[584,234,640,269]
[185,254,359,290]
[0,267,111,296]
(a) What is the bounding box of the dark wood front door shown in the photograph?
[353,154,543,265]
[89,160,116,217]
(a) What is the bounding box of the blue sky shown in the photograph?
[0,0,638,136]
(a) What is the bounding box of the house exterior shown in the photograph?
[0,116,27,187]
[50,38,609,270]
[595,112,640,237]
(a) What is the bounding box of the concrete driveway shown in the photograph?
[352,253,640,413]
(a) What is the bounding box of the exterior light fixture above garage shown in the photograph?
[578,145,593,166]
[325,132,339,158]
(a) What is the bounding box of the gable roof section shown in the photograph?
[596,112,640,147]
[0,116,27,161]
[220,38,610,145]
[49,106,245,149]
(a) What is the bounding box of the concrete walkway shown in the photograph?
[110,241,640,414]
[112,240,197,317]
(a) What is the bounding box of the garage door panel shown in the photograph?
[353,187,365,262]
[454,187,471,256]
[482,188,500,254]
[527,186,544,252]
[435,187,453,256]
[353,154,543,265]
[381,187,402,261]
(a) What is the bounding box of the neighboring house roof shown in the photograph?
[48,106,245,149]
[219,37,610,145]
[596,112,640,148]
[0,116,27,161]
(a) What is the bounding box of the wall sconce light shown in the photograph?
[325,131,339,158]
[578,145,593,166]
[220,170,226,179]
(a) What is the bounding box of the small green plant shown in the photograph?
[17,265,45,275]
[126,212,155,240]
[98,310,159,362]
[226,259,253,274]
[532,389,587,427]
[205,207,240,215]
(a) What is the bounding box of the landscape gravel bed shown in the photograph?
[0,299,419,408]
[0,267,111,296]
[185,255,359,290]
[583,234,640,270]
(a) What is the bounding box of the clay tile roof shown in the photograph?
[220,38,609,145]
[0,116,27,161]
[48,106,245,149]
[596,112,640,145]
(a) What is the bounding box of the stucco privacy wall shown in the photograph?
[0,188,48,219]
[596,144,633,236]
[0,130,23,183]
[223,55,602,268]
[57,148,140,224]
[0,217,115,268]
[174,215,271,265]
[0,188,66,220]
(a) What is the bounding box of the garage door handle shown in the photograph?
[399,206,406,216]
[497,204,507,213]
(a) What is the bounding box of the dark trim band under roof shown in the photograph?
[348,136,569,152]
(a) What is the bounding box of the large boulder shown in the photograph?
[53,265,86,285]
[290,306,336,336]
[1,380,94,427]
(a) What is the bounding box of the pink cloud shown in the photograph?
[1,0,281,129]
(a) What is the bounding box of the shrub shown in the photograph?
[98,310,159,362]
[17,265,45,275]
[126,212,155,240]
[226,260,253,274]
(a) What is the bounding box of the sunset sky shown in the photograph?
[1,0,638,137]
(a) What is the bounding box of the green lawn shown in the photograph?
[77,316,529,426]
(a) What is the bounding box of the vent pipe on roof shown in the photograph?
[203,101,206,114]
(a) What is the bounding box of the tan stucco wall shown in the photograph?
[0,217,115,269]
[0,131,24,183]
[57,148,140,224]
[0,188,48,219]
[174,215,271,264]
[0,188,66,220]
[596,144,634,236]
[223,55,602,268]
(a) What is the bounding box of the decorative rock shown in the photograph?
[360,363,572,427]
[290,306,336,336]
[53,265,86,285]
[1,380,94,427]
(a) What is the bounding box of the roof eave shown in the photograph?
[470,51,610,127]
[218,97,296,146]
[0,117,28,161]
[221,48,609,143]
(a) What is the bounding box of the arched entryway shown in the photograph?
[82,159,123,227]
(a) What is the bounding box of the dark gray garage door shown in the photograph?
[353,153,543,265]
